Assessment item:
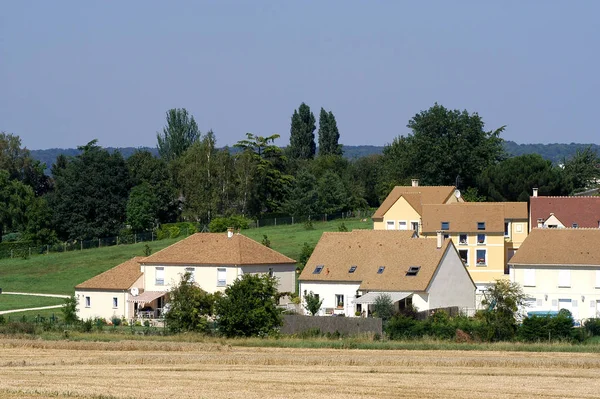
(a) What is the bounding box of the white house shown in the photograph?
[508,228,600,321]
[298,230,476,317]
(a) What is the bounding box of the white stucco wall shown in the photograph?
[511,265,600,320]
[299,281,361,316]
[75,290,132,321]
[427,246,477,310]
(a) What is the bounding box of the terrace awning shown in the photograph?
[352,291,412,305]
[127,291,166,304]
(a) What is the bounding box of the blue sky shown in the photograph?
[1,1,599,150]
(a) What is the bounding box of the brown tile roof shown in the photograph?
[141,233,296,265]
[530,196,600,228]
[75,257,144,290]
[508,228,600,266]
[299,230,455,292]
[372,186,457,219]
[421,203,505,233]
[502,202,528,219]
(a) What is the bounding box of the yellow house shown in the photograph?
[372,180,462,232]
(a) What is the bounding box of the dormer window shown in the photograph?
[441,221,450,230]
[313,265,324,274]
[348,266,357,273]
[572,223,578,228]
[406,266,420,276]
[477,222,486,230]
[377,266,385,274]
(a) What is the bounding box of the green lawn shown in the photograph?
[0,294,65,311]
[1,307,64,321]
[0,218,373,296]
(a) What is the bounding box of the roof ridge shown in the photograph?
[237,234,296,263]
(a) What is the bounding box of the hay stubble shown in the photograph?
[0,339,599,399]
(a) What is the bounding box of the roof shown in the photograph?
[141,233,296,265]
[372,185,457,219]
[508,228,600,266]
[502,202,528,220]
[298,230,454,292]
[75,257,144,290]
[421,203,505,233]
[530,196,600,228]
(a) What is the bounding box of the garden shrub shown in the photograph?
[584,318,600,336]
[209,216,250,233]
[518,310,574,342]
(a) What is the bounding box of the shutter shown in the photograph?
[558,270,571,288]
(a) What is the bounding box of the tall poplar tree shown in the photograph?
[156,108,200,162]
[318,108,342,156]
[289,103,316,160]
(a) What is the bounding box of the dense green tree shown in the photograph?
[372,293,395,322]
[318,108,342,156]
[477,154,565,201]
[480,279,526,341]
[165,272,216,333]
[289,103,316,160]
[49,140,131,240]
[0,132,50,195]
[62,295,79,325]
[303,291,323,316]
[317,170,349,215]
[215,274,282,337]
[0,170,34,242]
[283,169,319,219]
[297,242,315,271]
[348,154,382,207]
[156,108,200,162]
[381,103,505,189]
[23,195,57,244]
[126,182,159,232]
[562,146,600,194]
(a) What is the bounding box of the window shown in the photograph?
[85,296,91,308]
[411,222,419,232]
[217,268,227,287]
[458,249,468,265]
[477,233,486,244]
[348,265,357,273]
[313,265,324,274]
[504,222,510,237]
[572,223,578,228]
[185,267,195,282]
[155,267,165,285]
[268,267,274,277]
[386,221,395,230]
[112,297,118,308]
[558,270,571,288]
[377,266,385,274]
[476,249,486,266]
[335,294,344,308]
[477,222,486,230]
[441,221,450,230]
[406,266,420,276]
[398,221,407,230]
[515,223,523,233]
[524,269,536,287]
[443,233,450,240]
[459,234,467,245]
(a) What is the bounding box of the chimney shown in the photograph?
[227,227,234,238]
[436,230,443,249]
[537,218,544,228]
[411,179,419,187]
[532,188,538,197]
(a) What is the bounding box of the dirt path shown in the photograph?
[0,292,67,315]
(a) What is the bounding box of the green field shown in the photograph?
[0,218,373,298]
[0,294,65,312]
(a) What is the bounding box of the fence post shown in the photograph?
[275,218,277,226]
[29,247,31,257]
[134,234,137,244]
[257,219,259,228]
[117,236,119,246]
[292,216,294,225]
[80,241,83,251]
[46,245,49,255]
[152,231,154,241]
[98,238,101,248]
[64,242,67,252]
[10,250,13,259]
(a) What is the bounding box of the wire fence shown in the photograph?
[249,209,374,228]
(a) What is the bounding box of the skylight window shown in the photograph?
[441,221,450,230]
[477,222,486,230]
[377,266,385,274]
[348,266,357,273]
[406,266,421,276]
[313,265,324,274]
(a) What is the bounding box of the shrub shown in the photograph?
[303,291,323,316]
[338,222,348,232]
[62,295,79,325]
[518,310,574,342]
[111,317,122,327]
[303,220,314,230]
[372,293,394,322]
[209,216,250,233]
[584,318,600,336]
[0,322,36,335]
[261,235,271,248]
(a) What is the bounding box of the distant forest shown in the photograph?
[29,141,600,174]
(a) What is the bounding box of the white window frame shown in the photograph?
[524,269,536,287]
[558,270,571,288]
[185,267,196,282]
[458,233,468,245]
[476,249,487,266]
[398,220,408,230]
[112,297,118,309]
[217,268,227,287]
[335,294,344,309]
[155,267,165,286]
[386,220,395,230]
[458,249,469,266]
[85,296,91,308]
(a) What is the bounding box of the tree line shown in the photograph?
[1,102,598,244]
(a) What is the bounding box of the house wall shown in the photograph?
[508,219,528,247]
[299,281,361,316]
[373,197,421,231]
[141,263,296,295]
[75,290,130,321]
[423,233,506,285]
[411,292,429,312]
[427,246,476,310]
[511,265,600,320]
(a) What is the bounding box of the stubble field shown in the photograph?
[1,339,600,399]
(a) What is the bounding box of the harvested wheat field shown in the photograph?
[1,339,600,399]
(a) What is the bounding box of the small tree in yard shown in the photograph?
[62,294,79,325]
[480,279,526,341]
[372,293,395,322]
[215,274,282,337]
[304,291,323,316]
[165,272,215,333]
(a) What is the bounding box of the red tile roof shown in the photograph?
[530,196,600,228]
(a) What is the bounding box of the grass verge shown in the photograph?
[0,295,65,312]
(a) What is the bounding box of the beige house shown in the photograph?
[298,230,476,317]
[74,231,297,320]
[372,180,462,232]
[75,257,145,321]
[509,229,600,321]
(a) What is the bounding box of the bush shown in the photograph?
[0,241,33,259]
[157,222,197,239]
[0,322,36,335]
[584,318,600,336]
[209,216,250,233]
[338,222,348,232]
[518,310,574,342]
